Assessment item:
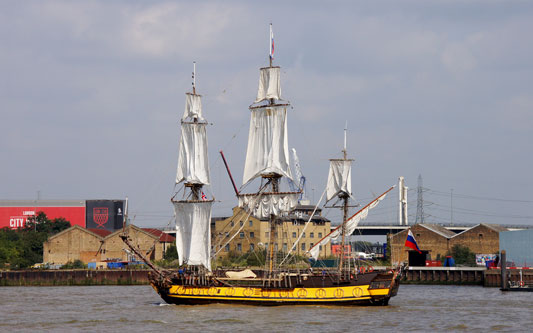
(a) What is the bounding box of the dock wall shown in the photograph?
[404,267,533,287]
[403,267,487,285]
[0,269,150,286]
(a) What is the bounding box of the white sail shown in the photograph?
[173,201,213,269]
[176,122,210,185]
[308,187,393,260]
[182,93,204,121]
[326,159,352,201]
[242,105,292,185]
[255,67,281,103]
[238,193,299,219]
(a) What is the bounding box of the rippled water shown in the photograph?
[1,284,532,332]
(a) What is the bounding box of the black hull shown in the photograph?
[150,269,402,306]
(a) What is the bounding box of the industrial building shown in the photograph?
[500,229,533,267]
[212,205,332,259]
[0,199,125,232]
[388,223,508,266]
[43,225,175,265]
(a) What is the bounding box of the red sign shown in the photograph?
[332,244,351,255]
[0,206,86,229]
[93,207,109,228]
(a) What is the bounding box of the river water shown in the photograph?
[1,284,532,332]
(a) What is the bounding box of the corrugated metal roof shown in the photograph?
[419,224,457,238]
[0,200,86,207]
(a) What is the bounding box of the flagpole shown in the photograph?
[269,23,273,67]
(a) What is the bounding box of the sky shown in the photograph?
[1,0,532,229]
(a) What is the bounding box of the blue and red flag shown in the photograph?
[405,230,422,254]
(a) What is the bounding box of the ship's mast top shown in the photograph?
[343,121,348,160]
[269,23,274,68]
[192,61,196,95]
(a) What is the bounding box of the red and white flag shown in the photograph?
[269,23,274,60]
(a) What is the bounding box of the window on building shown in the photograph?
[225,244,229,252]
[310,232,314,238]
[416,233,420,238]
[301,243,306,251]
[274,243,278,252]
[237,243,242,252]
[302,232,306,238]
[292,232,297,238]
[239,232,244,238]
[310,243,314,248]
[283,232,287,238]
[231,221,234,227]
[249,220,253,227]
[250,243,255,251]
[250,232,255,238]
[265,232,269,238]
[240,221,244,227]
[225,232,229,238]
[283,243,287,252]
[318,232,322,238]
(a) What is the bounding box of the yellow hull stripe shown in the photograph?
[166,285,390,302]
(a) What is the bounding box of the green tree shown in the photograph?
[163,244,178,261]
[448,244,476,266]
[0,212,71,269]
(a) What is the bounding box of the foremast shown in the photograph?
[172,62,214,272]
[239,25,299,286]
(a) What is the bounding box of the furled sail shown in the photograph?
[308,186,394,260]
[242,105,292,185]
[182,93,204,121]
[255,67,281,103]
[238,193,299,219]
[326,159,352,201]
[173,201,213,269]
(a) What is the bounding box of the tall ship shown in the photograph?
[122,27,402,305]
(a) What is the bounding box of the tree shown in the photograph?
[0,212,71,269]
[448,244,476,267]
[163,244,178,261]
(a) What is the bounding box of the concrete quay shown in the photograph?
[0,269,151,286]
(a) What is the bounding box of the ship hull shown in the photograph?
[151,270,401,306]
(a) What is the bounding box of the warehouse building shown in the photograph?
[43,225,175,265]
[389,223,508,265]
[500,229,533,267]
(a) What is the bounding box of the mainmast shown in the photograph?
[239,24,299,285]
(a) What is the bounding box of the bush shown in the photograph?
[62,259,86,269]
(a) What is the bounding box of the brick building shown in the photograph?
[43,225,174,265]
[212,205,332,259]
[388,223,507,265]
